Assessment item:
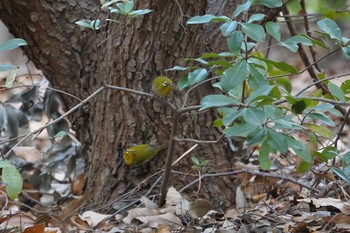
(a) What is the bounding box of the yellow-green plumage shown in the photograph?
[152,76,173,97]
[123,144,167,166]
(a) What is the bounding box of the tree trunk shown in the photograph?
[0,0,252,210]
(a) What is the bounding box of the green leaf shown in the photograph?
[117,1,134,13]
[54,131,67,139]
[247,14,265,23]
[5,68,19,88]
[275,77,292,93]
[253,0,282,8]
[213,118,223,127]
[90,19,100,30]
[322,146,337,159]
[220,21,238,37]
[317,18,342,41]
[307,112,336,127]
[207,60,232,68]
[222,108,240,126]
[188,68,207,86]
[178,75,189,91]
[200,95,241,110]
[281,35,313,52]
[314,151,328,163]
[305,123,333,138]
[2,166,23,200]
[287,137,312,163]
[0,38,27,51]
[224,122,258,137]
[296,160,312,173]
[343,151,350,165]
[266,129,288,154]
[246,84,275,103]
[291,100,306,114]
[221,60,247,92]
[101,0,121,8]
[332,167,350,184]
[0,160,12,168]
[328,82,345,100]
[187,14,230,24]
[165,65,188,71]
[248,63,269,89]
[255,57,297,74]
[259,141,273,170]
[247,127,266,146]
[309,133,317,151]
[272,118,305,130]
[242,108,265,125]
[233,0,253,17]
[191,156,200,165]
[227,31,244,53]
[341,80,350,94]
[0,64,16,72]
[341,46,350,60]
[240,23,265,42]
[75,20,94,29]
[129,9,153,16]
[265,21,281,41]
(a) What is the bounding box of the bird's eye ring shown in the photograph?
[162,81,168,87]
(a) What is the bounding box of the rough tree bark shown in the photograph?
[0,0,270,210]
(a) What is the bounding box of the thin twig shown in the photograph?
[173,134,224,144]
[182,70,216,108]
[334,107,350,148]
[274,96,350,106]
[282,5,337,104]
[295,73,350,97]
[104,83,177,111]
[300,0,321,72]
[179,169,321,194]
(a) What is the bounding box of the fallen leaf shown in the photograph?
[162,187,190,215]
[188,199,214,219]
[13,146,41,163]
[81,210,111,227]
[137,212,182,229]
[299,198,350,215]
[140,196,158,209]
[23,223,45,233]
[123,208,160,224]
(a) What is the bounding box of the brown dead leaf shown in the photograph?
[298,198,350,215]
[162,187,189,215]
[13,146,41,163]
[58,195,86,223]
[80,210,111,228]
[251,193,267,202]
[140,196,158,209]
[71,173,86,195]
[71,215,91,230]
[188,199,214,219]
[137,212,182,229]
[235,186,245,212]
[158,224,171,233]
[123,208,160,224]
[0,213,35,229]
[23,223,45,233]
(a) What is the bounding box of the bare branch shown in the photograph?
[179,169,321,194]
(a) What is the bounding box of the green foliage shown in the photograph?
[191,156,209,170]
[0,161,23,200]
[0,38,27,87]
[168,0,350,172]
[76,0,152,30]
